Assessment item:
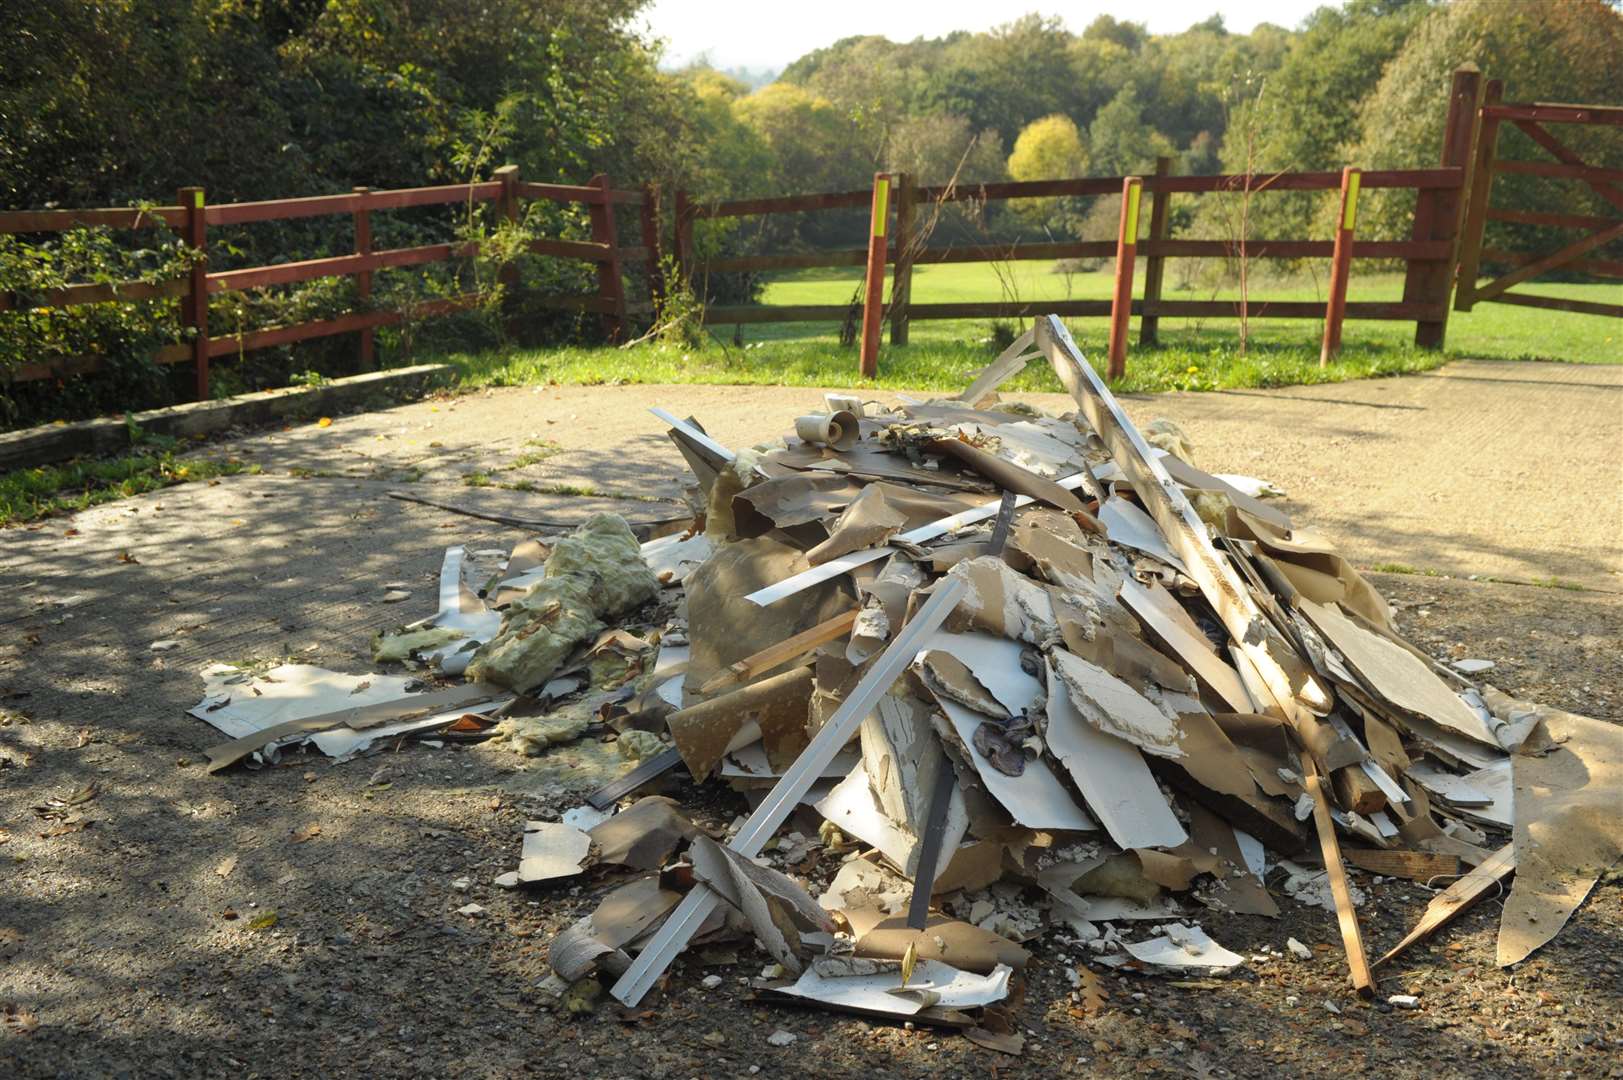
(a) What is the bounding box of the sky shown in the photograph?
[641,0,1341,73]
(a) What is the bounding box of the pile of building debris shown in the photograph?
[188,315,1620,1048]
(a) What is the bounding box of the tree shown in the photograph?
[885,114,1005,185]
[1352,0,1623,240]
[731,83,863,196]
[1087,89,1175,178]
[1008,114,1088,181]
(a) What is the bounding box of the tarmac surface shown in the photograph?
[0,358,1619,1078]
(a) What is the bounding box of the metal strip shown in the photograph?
[649,407,736,463]
[905,755,959,930]
[584,746,684,811]
[610,577,968,1006]
[745,473,1090,607]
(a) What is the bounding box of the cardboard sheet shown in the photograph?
[1100,497,1188,573]
[1497,704,1623,966]
[587,796,699,870]
[518,821,591,883]
[848,910,1031,973]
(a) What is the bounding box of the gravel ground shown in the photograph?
[1,362,1619,1079]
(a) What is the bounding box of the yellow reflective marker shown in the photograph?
[872,177,891,238]
[1124,182,1142,243]
[1343,171,1361,231]
[193,191,204,208]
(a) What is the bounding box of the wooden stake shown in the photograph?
[1139,157,1172,347]
[1375,843,1514,968]
[859,172,891,378]
[890,172,915,347]
[1304,759,1376,996]
[352,186,375,370]
[1320,167,1359,367]
[1106,176,1142,380]
[177,186,209,400]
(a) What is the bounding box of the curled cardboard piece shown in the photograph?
[551,875,684,980]
[847,909,1031,973]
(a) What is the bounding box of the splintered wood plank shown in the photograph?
[1375,844,1515,968]
[1304,760,1376,996]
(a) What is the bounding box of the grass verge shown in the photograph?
[0,435,257,526]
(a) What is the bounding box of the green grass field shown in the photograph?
[443,263,1619,396]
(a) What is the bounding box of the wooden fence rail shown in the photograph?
[1455,82,1623,319]
[681,68,1496,374]
[0,166,654,397]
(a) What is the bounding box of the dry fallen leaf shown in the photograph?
[1075,964,1108,1017]
[0,928,23,946]
[116,551,139,564]
[216,855,238,878]
[290,824,321,844]
[248,912,278,931]
[74,729,92,748]
[2,1003,40,1035]
[900,939,918,987]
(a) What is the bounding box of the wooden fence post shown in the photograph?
[673,189,694,293]
[352,186,375,370]
[890,172,915,346]
[588,173,627,341]
[1321,167,1361,367]
[859,171,891,378]
[493,164,521,337]
[1107,176,1142,380]
[177,186,209,400]
[1405,66,1482,348]
[640,183,664,315]
[1454,79,1503,313]
[1139,156,1172,347]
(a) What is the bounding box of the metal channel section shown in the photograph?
[610,577,968,1006]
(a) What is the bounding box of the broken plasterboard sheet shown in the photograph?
[1123,924,1244,973]
[190,664,416,741]
[937,698,1097,833]
[819,858,913,915]
[813,761,967,881]
[309,698,504,762]
[1119,579,1253,713]
[688,834,835,975]
[919,631,1041,718]
[641,531,711,585]
[1100,497,1187,574]
[1406,761,1498,809]
[1044,655,1187,851]
[1047,648,1184,760]
[942,557,1060,646]
[775,958,1013,1017]
[1497,704,1623,967]
[721,742,859,781]
[518,821,592,883]
[1297,599,1498,747]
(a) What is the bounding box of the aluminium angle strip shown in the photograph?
[649,406,737,464]
[610,576,968,1007]
[744,472,1091,607]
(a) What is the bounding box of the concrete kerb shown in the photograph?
[0,363,455,471]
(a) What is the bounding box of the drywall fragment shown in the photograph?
[518,821,591,884]
[806,484,909,564]
[934,695,1096,833]
[1119,579,1253,713]
[1452,658,1495,675]
[1123,924,1244,973]
[819,858,913,916]
[926,436,1088,515]
[688,834,834,974]
[860,691,949,829]
[1498,704,1623,966]
[466,515,659,693]
[943,556,1059,645]
[814,762,966,881]
[1099,497,1187,573]
[1044,655,1187,850]
[588,796,699,871]
[1048,648,1184,760]
[1297,599,1497,747]
[551,876,683,980]
[1183,802,1278,917]
[775,957,1012,1017]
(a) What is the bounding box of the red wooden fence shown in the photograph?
[0,167,656,397]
